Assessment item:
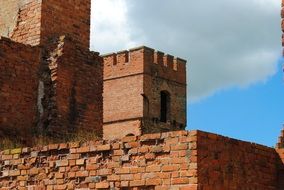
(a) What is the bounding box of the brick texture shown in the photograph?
[103,46,187,140]
[0,37,40,142]
[276,149,284,188]
[0,35,103,143]
[36,36,103,138]
[0,0,90,48]
[0,0,102,143]
[0,131,198,190]
[0,0,42,46]
[198,131,282,190]
[1,130,284,189]
[40,0,91,48]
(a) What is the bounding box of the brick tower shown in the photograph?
[0,0,90,48]
[103,46,187,140]
[0,0,102,144]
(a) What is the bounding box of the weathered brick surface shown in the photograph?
[0,131,198,190]
[0,35,102,143]
[0,0,90,48]
[0,0,42,46]
[276,149,284,188]
[1,130,283,189]
[0,37,40,142]
[104,120,142,141]
[0,0,102,142]
[40,0,91,48]
[103,46,187,140]
[37,36,103,137]
[197,131,281,190]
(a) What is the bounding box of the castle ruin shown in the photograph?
[0,0,283,189]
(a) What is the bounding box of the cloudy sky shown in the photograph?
[90,0,283,146]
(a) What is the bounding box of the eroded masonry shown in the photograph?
[0,0,103,142]
[0,0,186,143]
[0,0,284,189]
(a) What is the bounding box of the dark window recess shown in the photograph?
[142,94,149,117]
[160,91,170,122]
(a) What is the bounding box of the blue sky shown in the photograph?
[91,0,282,147]
[188,57,284,147]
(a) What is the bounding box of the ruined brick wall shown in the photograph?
[277,129,284,149]
[0,131,198,190]
[0,0,90,48]
[0,0,42,46]
[51,37,103,136]
[197,131,280,190]
[1,130,283,189]
[0,0,102,141]
[276,149,284,189]
[103,46,186,140]
[34,36,103,138]
[0,37,40,143]
[0,35,103,143]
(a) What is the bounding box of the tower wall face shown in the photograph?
[40,0,91,48]
[0,38,40,142]
[103,47,187,140]
[0,0,42,46]
[143,48,187,133]
[0,0,90,48]
[103,49,145,139]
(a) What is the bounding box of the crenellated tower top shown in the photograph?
[103,46,186,84]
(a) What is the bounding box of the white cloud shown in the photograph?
[91,0,281,102]
[90,0,137,52]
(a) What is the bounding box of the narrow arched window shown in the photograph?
[142,94,149,117]
[160,91,170,123]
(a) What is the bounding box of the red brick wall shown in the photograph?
[36,36,103,137]
[103,48,149,139]
[40,0,91,48]
[1,130,284,189]
[0,131,198,190]
[103,46,186,140]
[142,47,187,132]
[104,75,144,123]
[0,37,40,142]
[0,0,42,46]
[0,35,103,142]
[0,0,90,48]
[104,120,142,140]
[54,37,103,135]
[197,131,280,190]
[276,149,284,189]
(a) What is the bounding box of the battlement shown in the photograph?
[103,46,187,84]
